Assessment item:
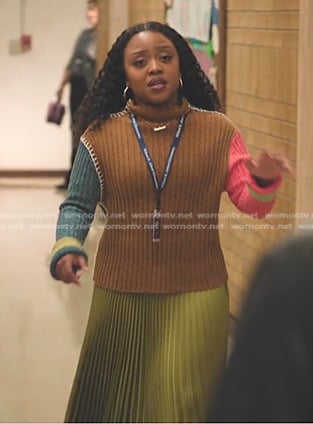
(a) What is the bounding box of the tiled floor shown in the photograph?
[0,179,101,423]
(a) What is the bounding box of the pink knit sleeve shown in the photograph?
[225,130,281,219]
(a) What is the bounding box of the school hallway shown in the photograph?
[0,178,100,423]
[1,0,311,421]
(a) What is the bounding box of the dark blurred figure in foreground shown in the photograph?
[56,0,99,190]
[209,232,313,423]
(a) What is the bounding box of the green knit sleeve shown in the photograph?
[50,141,102,279]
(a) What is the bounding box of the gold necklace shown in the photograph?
[140,118,173,132]
[153,124,167,132]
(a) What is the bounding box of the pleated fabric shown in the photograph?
[65,285,229,423]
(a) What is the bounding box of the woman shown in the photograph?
[50,21,291,423]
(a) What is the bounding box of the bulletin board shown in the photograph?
[164,0,226,112]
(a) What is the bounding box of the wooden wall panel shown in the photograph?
[221,0,299,319]
[129,0,165,25]
[228,29,298,48]
[227,93,297,123]
[227,0,299,11]
[296,0,313,226]
[228,11,299,30]
[108,0,129,47]
[227,45,298,104]
[97,0,110,71]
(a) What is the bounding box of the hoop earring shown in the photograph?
[179,77,183,89]
[123,85,130,99]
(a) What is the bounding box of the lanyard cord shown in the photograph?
[129,113,186,212]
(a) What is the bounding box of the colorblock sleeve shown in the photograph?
[50,141,102,279]
[225,131,281,219]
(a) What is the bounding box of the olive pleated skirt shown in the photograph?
[65,285,229,423]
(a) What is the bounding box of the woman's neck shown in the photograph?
[126,98,190,123]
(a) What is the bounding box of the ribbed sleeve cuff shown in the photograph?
[50,237,88,280]
[246,174,282,202]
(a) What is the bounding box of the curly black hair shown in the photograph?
[73,21,221,144]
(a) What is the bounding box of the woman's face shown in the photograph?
[123,31,181,107]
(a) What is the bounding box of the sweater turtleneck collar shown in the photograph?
[126,98,191,123]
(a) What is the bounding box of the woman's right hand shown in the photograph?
[55,253,88,286]
[56,86,63,102]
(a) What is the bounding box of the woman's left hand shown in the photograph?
[245,151,292,181]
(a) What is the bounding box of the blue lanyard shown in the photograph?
[129,113,186,242]
[129,113,186,211]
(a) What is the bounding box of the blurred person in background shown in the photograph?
[56,0,99,190]
[209,233,313,423]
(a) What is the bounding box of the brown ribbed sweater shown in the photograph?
[81,100,236,293]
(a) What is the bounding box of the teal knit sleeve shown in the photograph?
[50,141,101,279]
[56,141,101,241]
